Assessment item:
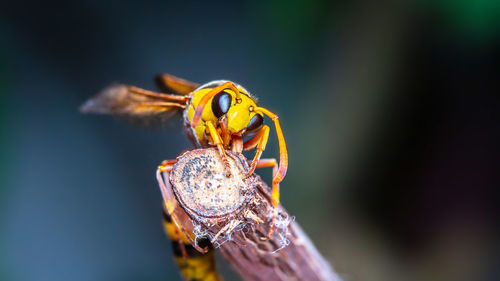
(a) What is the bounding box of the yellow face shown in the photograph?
[225,90,261,134]
[187,83,264,138]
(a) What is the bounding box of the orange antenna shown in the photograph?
[191,82,241,127]
[254,107,288,186]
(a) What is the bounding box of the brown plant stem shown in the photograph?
[158,148,342,281]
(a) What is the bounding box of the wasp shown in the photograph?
[81,74,287,222]
[81,74,288,281]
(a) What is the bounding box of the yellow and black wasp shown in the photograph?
[81,74,288,281]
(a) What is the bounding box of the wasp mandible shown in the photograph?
[81,74,288,234]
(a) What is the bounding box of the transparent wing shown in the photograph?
[80,83,188,126]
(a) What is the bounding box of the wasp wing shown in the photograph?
[80,83,187,126]
[155,73,200,95]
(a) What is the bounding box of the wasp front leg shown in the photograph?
[248,158,281,238]
[218,115,231,147]
[158,159,177,172]
[206,121,232,177]
[243,125,270,175]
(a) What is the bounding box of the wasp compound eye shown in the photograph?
[246,114,263,133]
[212,91,232,118]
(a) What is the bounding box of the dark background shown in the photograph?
[1,1,499,281]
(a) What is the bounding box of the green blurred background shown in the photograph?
[1,1,499,280]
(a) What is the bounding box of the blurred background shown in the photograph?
[1,0,499,280]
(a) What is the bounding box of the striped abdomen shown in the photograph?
[162,210,222,281]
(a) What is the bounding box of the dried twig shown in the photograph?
[158,148,342,281]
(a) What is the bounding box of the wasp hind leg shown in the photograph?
[158,159,177,172]
[162,207,189,258]
[157,159,189,246]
